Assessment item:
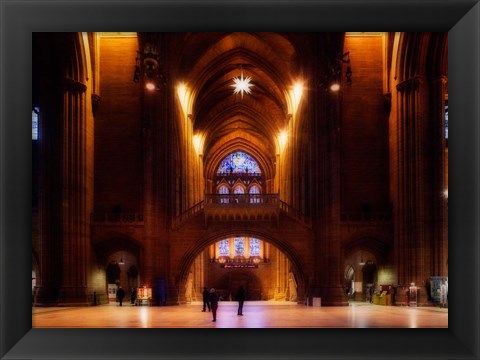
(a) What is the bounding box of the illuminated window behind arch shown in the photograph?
[219,239,230,256]
[215,237,263,259]
[250,238,260,256]
[216,151,262,175]
[234,237,245,256]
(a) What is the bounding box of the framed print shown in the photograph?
[1,0,479,359]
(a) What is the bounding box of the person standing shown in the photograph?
[202,287,211,312]
[208,288,219,322]
[235,285,246,316]
[130,287,137,305]
[116,286,125,306]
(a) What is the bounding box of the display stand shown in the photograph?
[136,286,152,306]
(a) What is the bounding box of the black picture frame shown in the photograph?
[1,1,479,359]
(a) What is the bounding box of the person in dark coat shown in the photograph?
[116,286,125,306]
[130,287,137,305]
[208,288,219,322]
[202,287,211,312]
[235,285,246,315]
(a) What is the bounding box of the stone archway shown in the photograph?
[175,228,309,305]
[342,234,389,302]
[91,234,142,304]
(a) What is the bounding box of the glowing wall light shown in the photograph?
[176,82,192,117]
[288,81,304,115]
[193,134,203,155]
[145,82,156,91]
[330,83,340,92]
[278,130,288,153]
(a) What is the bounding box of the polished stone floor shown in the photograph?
[32,301,448,328]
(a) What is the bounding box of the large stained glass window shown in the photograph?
[250,238,260,256]
[216,151,262,175]
[234,237,245,256]
[219,239,230,256]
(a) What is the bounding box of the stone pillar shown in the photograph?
[310,52,348,305]
[34,75,64,306]
[393,75,446,305]
[57,77,92,306]
[34,33,93,306]
[431,76,448,278]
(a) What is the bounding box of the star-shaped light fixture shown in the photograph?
[231,71,254,98]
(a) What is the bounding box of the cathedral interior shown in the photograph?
[31,32,448,309]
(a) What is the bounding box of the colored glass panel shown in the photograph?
[234,237,245,256]
[250,238,260,256]
[216,151,262,175]
[233,185,245,194]
[32,108,39,140]
[219,239,230,256]
[218,184,229,203]
[249,184,261,203]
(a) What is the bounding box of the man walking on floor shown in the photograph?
[202,287,211,312]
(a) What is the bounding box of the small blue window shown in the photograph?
[32,107,39,140]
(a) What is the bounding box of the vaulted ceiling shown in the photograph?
[139,32,344,176]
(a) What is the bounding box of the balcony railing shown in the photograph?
[204,193,279,206]
[204,194,280,223]
[171,201,204,229]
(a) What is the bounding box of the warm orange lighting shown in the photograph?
[443,189,448,198]
[278,130,288,153]
[293,83,303,100]
[289,81,304,114]
[145,82,156,91]
[330,83,340,92]
[231,71,254,98]
[177,82,192,117]
[193,134,203,155]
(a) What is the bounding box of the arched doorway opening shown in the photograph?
[105,250,139,303]
[182,235,304,305]
[343,249,378,302]
[93,236,142,304]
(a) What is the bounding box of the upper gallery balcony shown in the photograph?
[204,193,280,223]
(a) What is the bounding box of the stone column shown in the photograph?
[57,77,92,306]
[393,75,445,305]
[431,76,448,278]
[34,76,64,306]
[34,34,93,306]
